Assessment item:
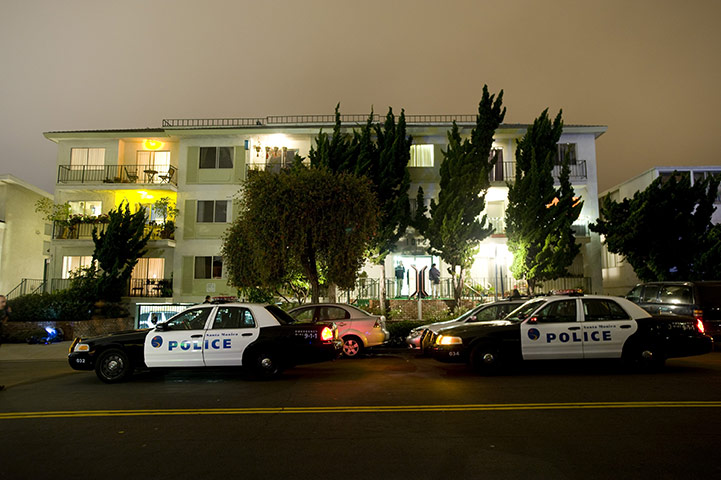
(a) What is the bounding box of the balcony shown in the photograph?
[489,160,587,183]
[57,164,177,186]
[53,221,175,240]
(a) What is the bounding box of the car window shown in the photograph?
[165,308,211,330]
[641,285,660,302]
[290,307,316,323]
[535,300,577,323]
[474,306,500,321]
[506,299,546,322]
[658,286,692,304]
[265,305,295,325]
[212,307,256,329]
[582,299,630,321]
[319,307,350,321]
[626,285,643,302]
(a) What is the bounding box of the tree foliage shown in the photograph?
[415,85,506,304]
[590,172,721,281]
[91,201,151,302]
[505,109,582,294]
[222,167,378,303]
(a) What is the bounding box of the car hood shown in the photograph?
[82,329,151,344]
[435,319,516,336]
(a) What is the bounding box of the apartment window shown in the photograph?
[61,256,94,279]
[137,151,171,172]
[197,200,229,223]
[409,145,434,167]
[556,143,577,165]
[70,148,105,169]
[199,147,233,169]
[195,256,223,279]
[69,201,102,216]
[131,258,165,281]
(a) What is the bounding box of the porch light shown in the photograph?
[144,139,163,150]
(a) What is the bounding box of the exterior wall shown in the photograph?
[0,176,52,295]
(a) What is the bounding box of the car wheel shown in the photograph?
[342,336,364,358]
[252,351,282,379]
[95,348,132,383]
[624,343,665,372]
[470,345,502,375]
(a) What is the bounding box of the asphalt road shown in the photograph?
[1,344,720,480]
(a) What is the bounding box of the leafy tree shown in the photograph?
[91,201,152,302]
[505,109,582,294]
[222,167,378,303]
[416,85,506,305]
[590,172,721,281]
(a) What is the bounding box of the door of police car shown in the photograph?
[580,298,637,358]
[144,307,214,367]
[203,306,259,366]
[520,299,583,359]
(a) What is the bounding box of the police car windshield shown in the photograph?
[265,305,296,325]
[505,299,545,322]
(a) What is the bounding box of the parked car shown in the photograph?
[68,303,342,382]
[430,293,713,374]
[626,281,721,340]
[287,303,389,357]
[406,298,529,352]
[137,311,174,329]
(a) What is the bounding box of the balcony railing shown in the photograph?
[57,164,177,186]
[53,222,174,240]
[489,160,587,182]
[163,114,481,128]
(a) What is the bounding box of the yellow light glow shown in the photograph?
[437,335,462,346]
[144,139,164,150]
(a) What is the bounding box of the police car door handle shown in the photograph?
[568,326,581,331]
[242,333,253,337]
[190,334,202,338]
[620,325,632,329]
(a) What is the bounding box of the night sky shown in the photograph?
[2,0,719,194]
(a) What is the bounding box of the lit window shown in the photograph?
[197,200,229,223]
[62,256,94,279]
[409,145,434,167]
[70,148,105,169]
[69,201,102,216]
[556,143,577,165]
[195,256,223,279]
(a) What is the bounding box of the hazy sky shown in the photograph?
[2,0,720,194]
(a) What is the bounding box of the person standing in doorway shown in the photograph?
[429,263,441,298]
[394,262,405,298]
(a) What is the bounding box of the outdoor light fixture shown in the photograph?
[143,139,163,150]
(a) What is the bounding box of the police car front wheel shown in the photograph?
[470,345,502,375]
[95,348,132,383]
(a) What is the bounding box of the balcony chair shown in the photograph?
[124,166,139,183]
[159,165,176,184]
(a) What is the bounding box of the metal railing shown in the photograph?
[489,160,587,182]
[57,164,177,186]
[5,278,45,299]
[129,279,172,298]
[52,222,173,240]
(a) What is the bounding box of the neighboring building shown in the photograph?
[44,115,607,304]
[600,166,721,296]
[0,174,53,297]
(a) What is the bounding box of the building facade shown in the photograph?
[0,174,53,297]
[600,166,721,296]
[43,114,607,304]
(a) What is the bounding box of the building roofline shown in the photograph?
[599,165,721,197]
[0,174,53,198]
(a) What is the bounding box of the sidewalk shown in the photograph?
[0,341,71,361]
[0,341,74,390]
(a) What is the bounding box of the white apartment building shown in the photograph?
[43,114,607,303]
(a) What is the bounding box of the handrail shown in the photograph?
[57,164,178,185]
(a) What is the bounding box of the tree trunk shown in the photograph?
[328,283,337,303]
[452,265,465,310]
[379,262,387,315]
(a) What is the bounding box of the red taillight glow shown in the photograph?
[321,327,334,342]
[696,319,706,335]
[693,309,703,322]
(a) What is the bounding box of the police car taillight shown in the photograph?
[696,319,705,335]
[321,326,334,342]
[693,309,703,322]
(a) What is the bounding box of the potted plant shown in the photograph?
[153,197,179,239]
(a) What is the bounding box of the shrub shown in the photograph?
[7,291,94,323]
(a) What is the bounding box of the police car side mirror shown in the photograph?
[526,317,538,324]
[156,323,168,332]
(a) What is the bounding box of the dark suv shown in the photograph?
[626,281,721,340]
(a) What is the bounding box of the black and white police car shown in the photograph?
[431,294,713,374]
[69,303,342,383]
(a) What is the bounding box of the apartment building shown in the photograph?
[0,174,52,297]
[43,114,607,304]
[600,166,721,296]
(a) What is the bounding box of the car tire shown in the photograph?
[469,345,502,375]
[251,351,283,379]
[95,348,133,383]
[342,336,364,358]
[623,342,665,372]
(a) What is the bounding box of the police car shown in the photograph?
[68,303,342,383]
[430,294,713,374]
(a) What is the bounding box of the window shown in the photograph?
[641,285,660,302]
[69,201,102,216]
[195,256,223,279]
[556,143,577,165]
[582,299,630,321]
[70,148,105,169]
[131,258,165,281]
[535,300,577,323]
[197,200,229,223]
[659,285,692,305]
[199,147,233,169]
[166,308,211,330]
[137,151,171,181]
[61,256,94,279]
[318,307,350,321]
[409,145,434,167]
[291,307,315,323]
[212,307,256,329]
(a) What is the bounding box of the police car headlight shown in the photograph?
[437,335,462,346]
[73,343,90,353]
